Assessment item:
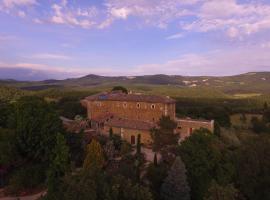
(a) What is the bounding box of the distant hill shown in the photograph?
[1,72,270,95]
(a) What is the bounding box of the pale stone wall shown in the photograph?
[176,119,214,141]
[103,125,152,145]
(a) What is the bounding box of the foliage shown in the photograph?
[177,129,235,200]
[263,108,270,123]
[8,163,46,194]
[112,134,123,150]
[0,86,29,102]
[120,141,132,156]
[136,134,141,156]
[110,175,153,200]
[0,101,12,128]
[204,180,239,200]
[0,128,17,165]
[104,140,115,161]
[146,162,167,199]
[251,116,267,133]
[112,86,128,94]
[151,116,178,152]
[65,131,84,167]
[10,96,62,163]
[47,133,69,197]
[83,139,105,171]
[236,135,270,200]
[56,97,86,119]
[161,156,190,200]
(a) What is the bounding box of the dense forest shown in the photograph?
[0,86,270,200]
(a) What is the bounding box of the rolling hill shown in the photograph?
[1,72,270,96]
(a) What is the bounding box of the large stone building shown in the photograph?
[81,91,214,145]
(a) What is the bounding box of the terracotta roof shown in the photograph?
[85,92,175,104]
[105,118,155,131]
[176,117,214,124]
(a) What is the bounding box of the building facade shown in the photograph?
[81,91,214,145]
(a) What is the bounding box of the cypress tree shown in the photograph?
[83,139,105,171]
[136,134,141,156]
[161,156,190,200]
[154,153,158,166]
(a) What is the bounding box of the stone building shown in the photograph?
[81,91,214,145]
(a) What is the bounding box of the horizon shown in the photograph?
[1,0,270,80]
[1,71,270,82]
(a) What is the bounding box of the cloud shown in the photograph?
[166,33,184,40]
[2,0,37,8]
[182,0,270,38]
[17,10,25,17]
[31,53,72,60]
[132,45,270,76]
[50,3,97,29]
[1,0,270,40]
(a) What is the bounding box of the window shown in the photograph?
[123,102,127,108]
[137,103,140,108]
[151,104,155,109]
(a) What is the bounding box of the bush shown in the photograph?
[8,164,46,194]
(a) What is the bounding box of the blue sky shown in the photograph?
[1,0,270,80]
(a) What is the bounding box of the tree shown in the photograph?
[83,139,105,171]
[263,108,270,123]
[0,101,11,128]
[214,121,221,137]
[153,153,158,166]
[110,175,153,200]
[136,134,141,156]
[57,99,86,119]
[204,181,239,200]
[47,133,69,198]
[112,86,128,94]
[237,135,270,200]
[264,102,268,110]
[104,140,115,161]
[146,162,167,199]
[0,128,17,165]
[251,117,266,133]
[120,141,132,156]
[161,156,190,200]
[109,127,113,139]
[240,113,247,124]
[151,116,178,152]
[10,96,62,163]
[177,129,235,200]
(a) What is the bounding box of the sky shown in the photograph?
[1,0,270,80]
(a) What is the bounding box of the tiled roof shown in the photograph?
[105,118,155,131]
[85,92,175,103]
[176,117,214,124]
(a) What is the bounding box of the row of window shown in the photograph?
[95,101,157,109]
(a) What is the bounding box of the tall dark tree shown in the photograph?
[11,96,62,163]
[264,102,268,110]
[136,134,141,156]
[204,180,239,200]
[83,139,105,171]
[237,135,270,200]
[151,116,178,152]
[47,133,70,199]
[112,86,128,94]
[177,129,235,200]
[161,156,190,200]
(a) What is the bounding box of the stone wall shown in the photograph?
[176,118,214,141]
[86,100,175,123]
[103,125,152,145]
